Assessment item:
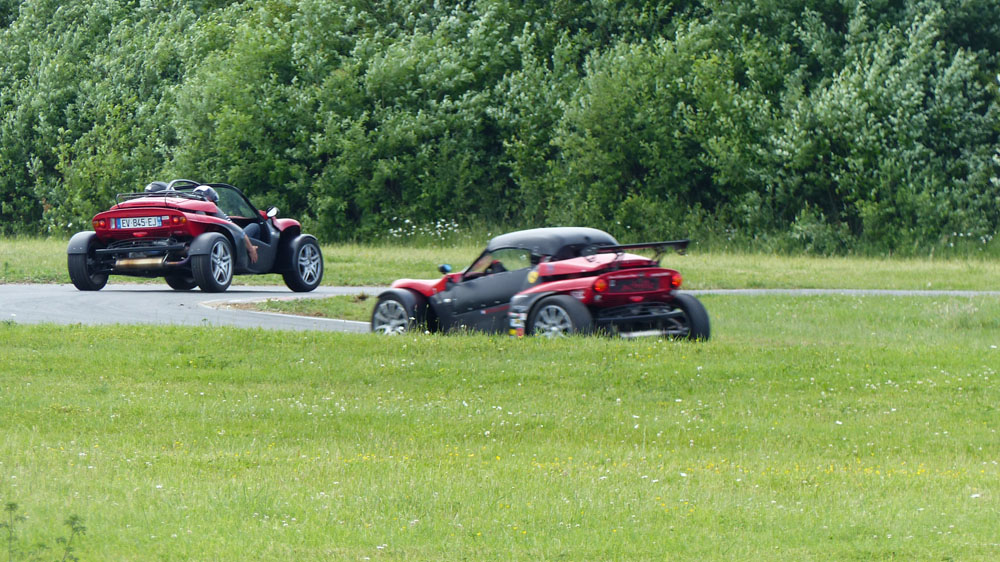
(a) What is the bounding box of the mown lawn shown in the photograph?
[2,293,999,559]
[4,236,1000,289]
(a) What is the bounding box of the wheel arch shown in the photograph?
[67,231,101,254]
[525,293,594,336]
[275,232,314,273]
[273,218,301,234]
[374,288,431,327]
[189,228,238,256]
[510,290,558,320]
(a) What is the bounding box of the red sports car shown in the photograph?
[67,179,323,292]
[371,227,710,339]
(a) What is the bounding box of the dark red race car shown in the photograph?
[371,227,710,339]
[67,179,323,292]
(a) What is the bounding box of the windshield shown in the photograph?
[213,186,257,219]
[171,184,258,218]
[465,247,534,277]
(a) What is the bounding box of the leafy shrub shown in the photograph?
[0,0,997,254]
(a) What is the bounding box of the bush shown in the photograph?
[0,0,997,254]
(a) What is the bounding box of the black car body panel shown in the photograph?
[374,227,710,339]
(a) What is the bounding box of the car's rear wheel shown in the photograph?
[371,295,414,334]
[164,273,197,291]
[667,293,710,340]
[192,235,233,292]
[68,236,108,291]
[527,295,593,337]
[66,233,108,291]
[282,237,323,292]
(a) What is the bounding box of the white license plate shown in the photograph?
[117,216,161,229]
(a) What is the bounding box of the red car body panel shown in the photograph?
[390,275,454,296]
[92,197,303,243]
[92,206,225,242]
[272,217,301,232]
[67,180,323,293]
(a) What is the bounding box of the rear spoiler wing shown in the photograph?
[595,239,690,256]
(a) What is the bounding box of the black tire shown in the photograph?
[371,294,417,334]
[527,295,593,337]
[670,293,710,340]
[192,234,233,293]
[67,236,108,291]
[164,273,197,291]
[282,237,324,292]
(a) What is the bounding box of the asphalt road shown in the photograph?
[2,284,998,333]
[0,283,380,332]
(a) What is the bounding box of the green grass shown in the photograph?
[0,237,72,283]
[3,294,1000,559]
[253,280,1000,326]
[5,236,1000,289]
[251,293,375,322]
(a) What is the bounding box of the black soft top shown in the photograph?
[485,227,619,260]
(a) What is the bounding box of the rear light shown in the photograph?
[671,273,682,289]
[93,218,107,229]
[593,278,608,293]
[170,215,186,225]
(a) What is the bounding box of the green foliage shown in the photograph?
[0,0,997,253]
[0,502,85,561]
[766,5,1000,251]
[544,30,768,234]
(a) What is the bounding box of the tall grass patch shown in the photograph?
[0,237,70,283]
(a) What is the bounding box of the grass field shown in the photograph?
[3,292,1000,559]
[250,292,377,322]
[4,236,1000,289]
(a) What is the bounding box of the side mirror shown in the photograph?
[438,264,452,275]
[266,206,278,218]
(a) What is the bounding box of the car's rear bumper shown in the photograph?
[93,238,191,275]
[96,241,188,256]
[508,299,688,338]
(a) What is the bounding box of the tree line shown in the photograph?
[1,0,998,253]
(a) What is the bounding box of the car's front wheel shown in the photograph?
[282,236,323,292]
[192,234,233,292]
[67,235,108,291]
[371,295,414,335]
[527,295,593,337]
[164,273,197,291]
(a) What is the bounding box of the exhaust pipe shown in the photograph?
[115,256,166,271]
